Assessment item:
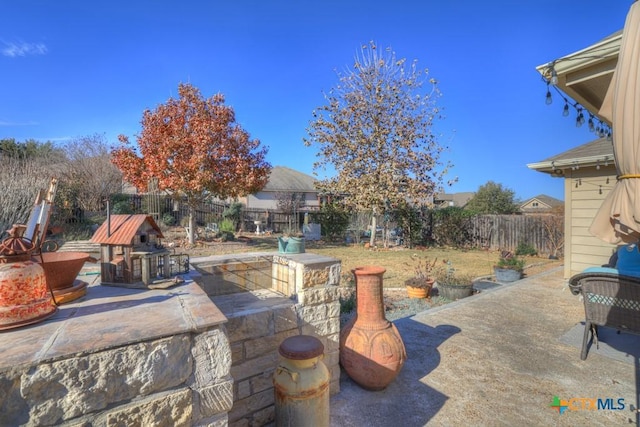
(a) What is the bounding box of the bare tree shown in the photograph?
[0,158,64,237]
[541,207,564,258]
[350,211,373,244]
[304,41,454,248]
[57,133,123,215]
[275,192,306,234]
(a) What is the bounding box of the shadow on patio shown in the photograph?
[330,267,640,426]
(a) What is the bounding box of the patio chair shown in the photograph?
[568,272,640,360]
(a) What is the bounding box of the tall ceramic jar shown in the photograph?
[0,230,57,330]
[339,265,406,390]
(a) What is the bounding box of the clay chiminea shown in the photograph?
[339,265,406,390]
[0,224,57,330]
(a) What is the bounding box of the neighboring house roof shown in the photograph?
[520,194,564,212]
[91,214,164,245]
[434,192,475,208]
[527,137,614,174]
[262,166,318,192]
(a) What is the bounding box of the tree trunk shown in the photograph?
[369,215,377,247]
[382,223,389,249]
[187,207,196,244]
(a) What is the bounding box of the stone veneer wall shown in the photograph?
[0,252,341,427]
[0,329,233,426]
[0,318,232,427]
[194,253,342,427]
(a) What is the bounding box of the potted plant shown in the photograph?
[434,262,476,301]
[494,251,525,283]
[404,255,438,299]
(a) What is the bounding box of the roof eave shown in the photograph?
[536,31,622,123]
[536,32,621,76]
[527,154,614,173]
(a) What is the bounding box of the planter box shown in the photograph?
[494,267,522,283]
[438,283,474,301]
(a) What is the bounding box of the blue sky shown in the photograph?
[1,1,633,201]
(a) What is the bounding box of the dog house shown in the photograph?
[91,214,170,287]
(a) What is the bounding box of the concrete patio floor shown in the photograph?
[330,267,640,426]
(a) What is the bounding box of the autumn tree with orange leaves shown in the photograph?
[112,83,271,244]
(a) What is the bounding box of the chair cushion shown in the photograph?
[582,266,619,274]
[615,243,640,277]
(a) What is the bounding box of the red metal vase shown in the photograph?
[339,265,406,390]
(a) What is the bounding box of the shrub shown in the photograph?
[429,207,475,248]
[219,230,235,242]
[339,292,356,314]
[404,254,438,283]
[495,251,526,271]
[434,267,475,286]
[515,242,538,257]
[111,201,133,215]
[219,219,235,233]
[162,213,176,226]
[393,202,424,247]
[311,202,350,240]
[222,202,244,231]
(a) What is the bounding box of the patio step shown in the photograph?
[57,240,100,254]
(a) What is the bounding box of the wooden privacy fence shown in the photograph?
[117,194,307,233]
[107,194,563,255]
[464,214,563,256]
[241,208,305,233]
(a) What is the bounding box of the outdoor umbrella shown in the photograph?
[590,1,640,244]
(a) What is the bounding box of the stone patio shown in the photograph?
[1,261,638,426]
[331,267,640,426]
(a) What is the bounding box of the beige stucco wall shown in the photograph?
[564,166,617,278]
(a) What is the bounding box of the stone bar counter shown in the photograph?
[0,250,343,427]
[0,271,232,426]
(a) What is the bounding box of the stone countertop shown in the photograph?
[0,271,226,372]
[190,251,340,266]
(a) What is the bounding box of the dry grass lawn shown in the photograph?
[176,231,563,288]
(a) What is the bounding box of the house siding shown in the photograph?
[521,200,549,210]
[243,191,320,211]
[565,167,617,277]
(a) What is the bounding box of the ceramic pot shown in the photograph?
[438,282,474,301]
[494,267,522,283]
[0,253,57,330]
[405,278,434,299]
[339,265,406,390]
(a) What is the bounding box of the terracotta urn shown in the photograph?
[339,265,406,390]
